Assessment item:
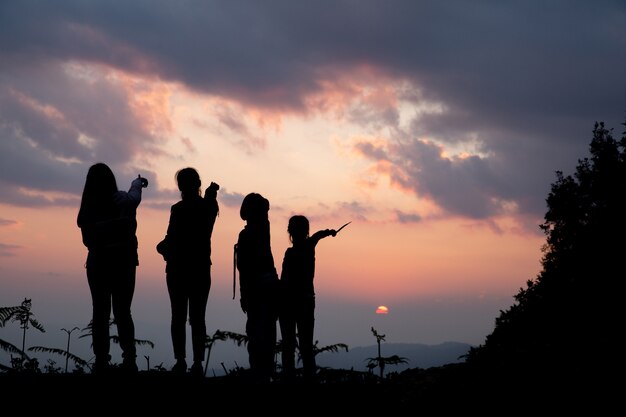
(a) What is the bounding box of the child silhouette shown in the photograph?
[278,215,337,380]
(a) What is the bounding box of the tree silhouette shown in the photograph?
[1,299,44,371]
[367,326,408,378]
[465,119,626,381]
[6,298,45,353]
[1,306,27,367]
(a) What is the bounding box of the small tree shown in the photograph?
[9,298,46,353]
[1,299,45,371]
[366,326,408,379]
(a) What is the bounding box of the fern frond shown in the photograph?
[28,346,90,367]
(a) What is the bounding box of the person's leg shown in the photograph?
[167,272,188,372]
[245,305,268,382]
[245,308,259,373]
[258,304,277,382]
[87,266,112,372]
[298,297,316,379]
[246,299,277,383]
[111,263,137,371]
[278,304,297,377]
[189,271,211,374]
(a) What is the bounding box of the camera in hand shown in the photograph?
[139,176,149,188]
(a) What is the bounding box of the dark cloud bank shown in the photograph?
[1,1,625,225]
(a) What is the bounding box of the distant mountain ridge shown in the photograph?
[315,341,472,374]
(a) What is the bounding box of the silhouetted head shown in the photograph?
[176,167,201,199]
[78,162,118,226]
[287,215,309,243]
[240,193,270,222]
[82,162,118,202]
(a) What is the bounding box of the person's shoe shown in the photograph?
[171,359,187,374]
[190,361,203,377]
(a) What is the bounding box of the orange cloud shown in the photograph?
[115,71,175,138]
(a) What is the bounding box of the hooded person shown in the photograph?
[235,192,279,383]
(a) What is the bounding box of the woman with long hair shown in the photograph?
[77,162,146,374]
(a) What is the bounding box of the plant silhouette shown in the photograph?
[78,319,154,371]
[311,340,349,358]
[203,329,248,376]
[9,298,45,353]
[28,326,88,373]
[0,299,45,371]
[367,327,408,378]
[28,346,89,372]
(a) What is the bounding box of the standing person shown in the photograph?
[235,192,279,383]
[77,162,147,374]
[156,168,219,376]
[278,215,336,380]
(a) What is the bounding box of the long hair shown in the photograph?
[77,163,118,227]
[176,167,201,200]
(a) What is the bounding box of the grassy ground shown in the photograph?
[2,365,467,412]
[1,363,614,413]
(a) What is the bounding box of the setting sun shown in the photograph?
[376,305,389,314]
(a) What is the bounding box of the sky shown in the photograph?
[1,1,625,373]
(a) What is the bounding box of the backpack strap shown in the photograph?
[233,243,238,299]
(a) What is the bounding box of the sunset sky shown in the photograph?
[2,1,625,371]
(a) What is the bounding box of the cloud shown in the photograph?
[0,242,21,257]
[395,210,422,224]
[1,0,624,221]
[0,60,172,206]
[219,189,246,209]
[354,136,528,220]
[0,218,18,227]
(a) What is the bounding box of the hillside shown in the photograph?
[316,341,471,373]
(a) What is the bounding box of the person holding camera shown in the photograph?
[157,167,220,376]
[77,163,147,374]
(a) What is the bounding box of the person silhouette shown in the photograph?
[235,192,279,383]
[278,215,337,380]
[156,168,219,376]
[77,162,146,374]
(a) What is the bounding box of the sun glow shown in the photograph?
[375,305,389,314]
